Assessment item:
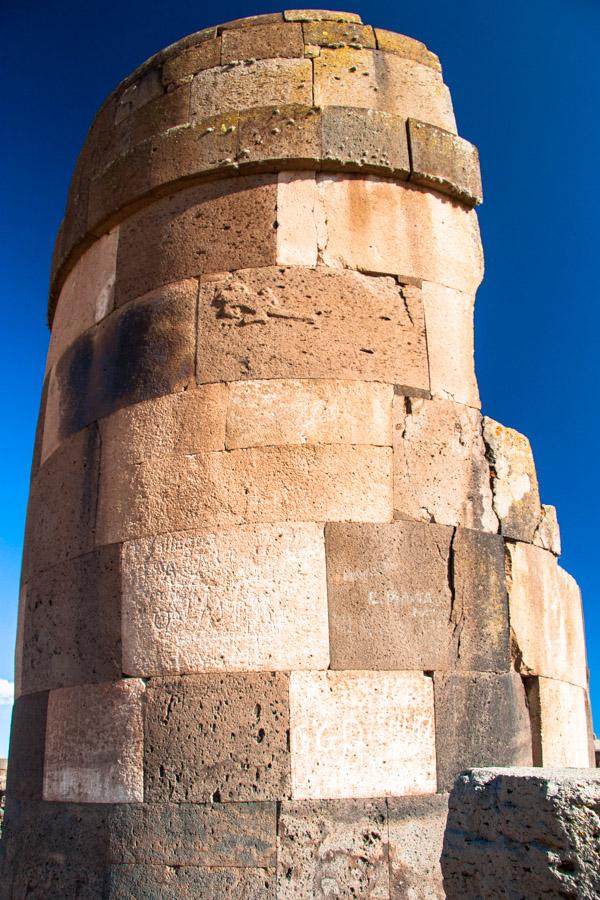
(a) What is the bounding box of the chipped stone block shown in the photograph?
[237,105,321,169]
[43,680,145,803]
[302,21,376,48]
[149,115,239,188]
[533,503,561,556]
[143,673,290,802]
[527,678,594,768]
[421,282,480,407]
[483,417,541,542]
[408,118,483,206]
[284,10,363,24]
[221,22,304,63]
[162,37,222,85]
[388,794,448,899]
[433,672,533,791]
[277,799,389,898]
[198,267,429,389]
[289,671,436,799]
[321,106,410,176]
[374,28,441,71]
[393,397,498,532]
[5,692,48,801]
[506,542,588,688]
[105,864,276,898]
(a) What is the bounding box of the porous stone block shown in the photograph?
[506,542,588,688]
[149,114,239,187]
[533,502,561,556]
[191,58,313,120]
[43,680,145,803]
[143,673,290,802]
[237,105,321,169]
[289,670,436,799]
[221,22,304,62]
[314,48,455,131]
[219,13,284,31]
[374,29,441,71]
[433,672,533,791]
[162,37,222,85]
[123,82,192,151]
[408,118,483,206]
[442,768,600,899]
[87,141,152,229]
[321,106,410,176]
[277,172,324,266]
[388,794,448,899]
[5,691,48,801]
[197,267,429,389]
[115,68,163,124]
[105,864,275,898]
[20,544,121,694]
[115,175,277,304]
[483,418,541,542]
[277,799,389,898]
[6,858,105,899]
[421,281,479,407]
[284,10,363,23]
[302,21,376,48]
[393,397,498,532]
[97,444,393,544]
[527,678,594,767]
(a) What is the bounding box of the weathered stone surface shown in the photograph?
[43,680,145,803]
[374,28,441,71]
[302,21,376,48]
[388,794,448,900]
[121,523,329,675]
[507,542,588,688]
[115,175,277,305]
[533,502,561,555]
[220,13,284,30]
[221,22,304,62]
[408,118,483,206]
[5,692,48,801]
[289,671,436,799]
[483,418,541,542]
[149,115,238,188]
[277,799,389,898]
[284,10,363,24]
[314,49,456,132]
[123,82,191,151]
[105,864,276,898]
[87,141,152,229]
[46,228,118,372]
[162,37,222,85]
[97,444,393,544]
[6,858,105,900]
[197,266,429,389]
[422,282,479,407]
[527,678,594,767]
[433,672,533,791]
[321,106,410,176]
[277,172,324,266]
[393,397,497,532]
[144,673,291,802]
[20,544,121,694]
[442,768,600,900]
[115,68,163,124]
[237,105,321,169]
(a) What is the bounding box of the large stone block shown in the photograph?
[277,799,389,898]
[289,670,436,799]
[237,105,322,170]
[433,672,533,791]
[321,106,410,176]
[43,680,145,803]
[483,418,541,542]
[221,21,305,62]
[408,118,483,206]
[143,673,291,802]
[6,858,104,900]
[421,281,479,407]
[87,141,152,229]
[105,864,275,898]
[527,678,594,767]
[148,113,239,187]
[284,10,363,24]
[162,36,222,85]
[197,266,429,389]
[374,29,441,71]
[121,523,329,675]
[302,20,376,48]
[388,794,448,899]
[393,397,497,532]
[5,692,48,801]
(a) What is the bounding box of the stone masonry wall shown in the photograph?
[1,10,594,898]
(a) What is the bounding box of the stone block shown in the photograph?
[115,175,278,305]
[277,799,389,898]
[483,418,541,542]
[121,522,329,675]
[106,865,275,898]
[302,21,376,48]
[46,227,119,373]
[219,13,284,30]
[388,794,448,899]
[197,267,429,389]
[527,678,594,767]
[190,58,313,120]
[374,29,441,71]
[284,10,363,23]
[143,673,291,802]
[43,680,145,803]
[162,37,222,85]
[237,105,321,169]
[533,502,561,555]
[314,49,456,132]
[126,82,191,148]
[393,397,497,532]
[20,544,121,694]
[115,67,163,124]
[149,114,239,188]
[289,670,436,799]
[97,444,393,545]
[408,118,483,206]
[87,141,152,230]
[321,106,410,176]
[221,22,304,63]
[5,691,48,800]
[506,542,588,688]
[421,281,479,407]
[7,859,105,900]
[225,379,393,449]
[277,172,324,266]
[433,672,533,791]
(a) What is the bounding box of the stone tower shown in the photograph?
[1,10,594,897]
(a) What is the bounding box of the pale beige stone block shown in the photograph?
[46,228,119,373]
[422,281,479,407]
[533,503,562,556]
[507,542,588,689]
[225,379,393,449]
[289,670,436,799]
[276,172,325,266]
[483,418,541,542]
[121,523,329,675]
[43,680,145,803]
[393,397,497,532]
[531,678,593,768]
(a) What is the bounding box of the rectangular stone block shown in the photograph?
[388,794,448,899]
[43,680,145,803]
[393,397,497,532]
[87,140,152,229]
[20,544,121,694]
[115,67,163,124]
[106,865,275,898]
[321,106,410,176]
[422,281,480,407]
[302,21,376,48]
[277,799,389,898]
[507,542,588,689]
[374,28,441,71]
[162,37,222,85]
[277,172,324,266]
[219,13,284,30]
[126,82,191,148]
[408,118,483,206]
[284,9,363,23]
[5,692,48,801]
[143,673,290,802]
[222,21,304,62]
[289,670,436,799]
[527,678,593,768]
[483,418,541,542]
[149,115,239,187]
[7,858,105,899]
[121,522,329,675]
[198,266,429,390]
[237,105,322,169]
[433,672,533,791]
[533,503,561,556]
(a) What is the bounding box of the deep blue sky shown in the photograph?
[1,0,598,756]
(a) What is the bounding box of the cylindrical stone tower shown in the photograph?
[1,10,595,898]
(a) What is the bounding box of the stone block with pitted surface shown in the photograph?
[2,9,593,897]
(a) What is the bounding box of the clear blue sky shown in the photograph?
[1,0,598,757]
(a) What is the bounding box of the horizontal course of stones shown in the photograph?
[50,8,482,323]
